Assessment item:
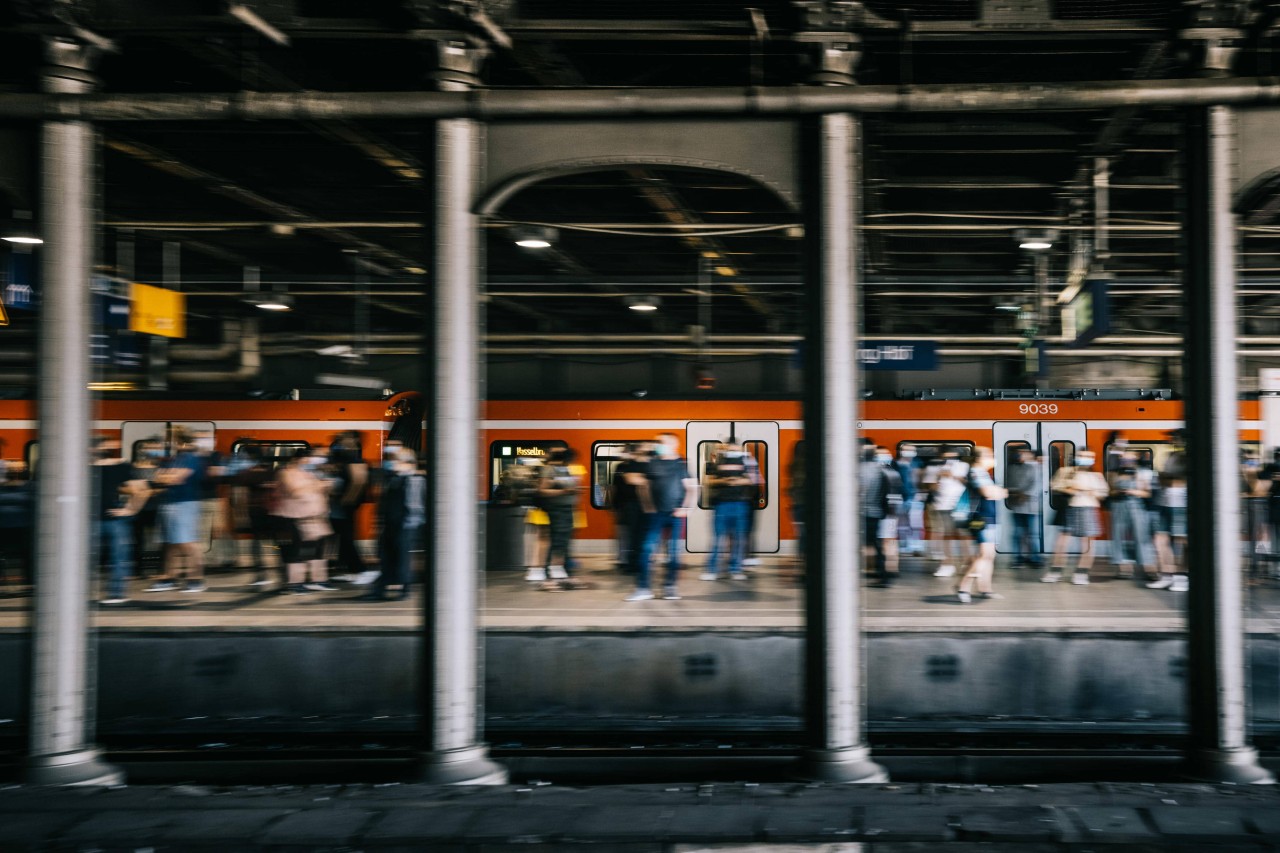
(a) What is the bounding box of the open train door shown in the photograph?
[993,421,1087,557]
[684,421,780,555]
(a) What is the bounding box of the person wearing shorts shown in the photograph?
[146,430,207,593]
[956,447,1007,604]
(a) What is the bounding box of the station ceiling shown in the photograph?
[3,1,1280,352]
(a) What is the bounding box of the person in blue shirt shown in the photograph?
[145,430,208,593]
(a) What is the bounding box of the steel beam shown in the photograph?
[5,77,1280,121]
[1182,105,1274,785]
[794,112,887,784]
[420,113,506,786]
[25,38,123,787]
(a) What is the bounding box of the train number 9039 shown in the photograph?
[1018,403,1060,415]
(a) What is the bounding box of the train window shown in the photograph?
[698,440,767,511]
[489,440,567,499]
[590,441,647,510]
[744,440,769,510]
[1003,441,1031,510]
[130,435,165,465]
[228,439,311,469]
[23,439,37,477]
[1048,440,1075,512]
[899,441,975,464]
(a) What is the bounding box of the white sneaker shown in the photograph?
[956,590,972,604]
[1071,572,1090,586]
[933,564,956,578]
[525,567,547,582]
[1040,572,1062,583]
[743,558,760,567]
[1171,575,1189,592]
[548,565,568,580]
[354,570,381,586]
[625,590,654,602]
[699,572,720,581]
[1146,575,1174,590]
[100,597,129,605]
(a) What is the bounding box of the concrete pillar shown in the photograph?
[25,37,122,787]
[419,106,505,784]
[1182,105,1273,784]
[793,112,887,784]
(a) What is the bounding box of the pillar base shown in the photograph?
[418,745,508,786]
[25,748,124,787]
[792,746,889,784]
[1183,747,1275,785]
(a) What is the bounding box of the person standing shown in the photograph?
[537,446,582,586]
[328,431,370,582]
[929,449,971,578]
[625,432,696,602]
[1006,447,1043,570]
[611,444,645,574]
[362,448,425,601]
[94,437,147,605]
[893,444,922,556]
[1108,451,1157,581]
[875,446,905,585]
[700,441,753,582]
[145,430,208,593]
[273,451,335,595]
[1041,449,1109,585]
[956,447,1008,603]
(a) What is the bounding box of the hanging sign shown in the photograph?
[1061,279,1110,347]
[5,252,36,311]
[129,282,186,338]
[859,341,939,371]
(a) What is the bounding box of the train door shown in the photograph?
[685,421,780,554]
[992,421,1086,557]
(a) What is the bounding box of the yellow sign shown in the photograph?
[0,293,8,326]
[129,282,186,338]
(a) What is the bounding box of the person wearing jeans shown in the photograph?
[626,432,696,601]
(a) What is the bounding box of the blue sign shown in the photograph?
[859,341,938,371]
[5,252,36,310]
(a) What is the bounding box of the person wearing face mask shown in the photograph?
[893,444,922,557]
[955,446,1008,604]
[1006,447,1043,571]
[624,432,696,601]
[875,446,905,584]
[1108,451,1156,582]
[1042,449,1109,585]
[1148,431,1190,592]
[700,441,754,582]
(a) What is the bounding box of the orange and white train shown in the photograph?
[0,385,1271,560]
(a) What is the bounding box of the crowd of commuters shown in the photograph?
[74,429,425,605]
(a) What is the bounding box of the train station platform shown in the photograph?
[2,553,1279,633]
[2,780,1279,850]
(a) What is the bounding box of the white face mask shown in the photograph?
[900,450,916,459]
[195,438,215,452]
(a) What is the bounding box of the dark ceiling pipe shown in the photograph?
[2,77,1280,121]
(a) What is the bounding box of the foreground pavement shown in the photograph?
[1,781,1280,850]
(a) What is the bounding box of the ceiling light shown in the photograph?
[245,292,294,312]
[228,3,291,46]
[2,210,42,245]
[626,295,660,312]
[511,225,556,249]
[1014,228,1058,252]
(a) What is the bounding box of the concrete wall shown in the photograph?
[3,631,1277,733]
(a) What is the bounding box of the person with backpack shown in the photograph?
[860,444,902,588]
[956,447,1008,603]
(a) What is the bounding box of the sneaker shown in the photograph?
[728,572,748,581]
[934,564,956,578]
[625,590,654,602]
[249,578,273,588]
[1171,575,1189,592]
[184,581,207,593]
[304,582,337,591]
[699,572,720,581]
[144,581,177,592]
[978,592,1004,600]
[354,570,381,586]
[330,573,355,583]
[100,597,129,606]
[1071,572,1089,586]
[548,565,568,580]
[662,588,681,600]
[1146,575,1174,590]
[525,567,547,582]
[1040,572,1062,584]
[957,590,972,604]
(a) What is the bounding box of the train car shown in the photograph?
[0,387,1268,564]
